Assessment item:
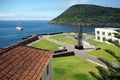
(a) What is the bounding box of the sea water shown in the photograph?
[0,20,119,48]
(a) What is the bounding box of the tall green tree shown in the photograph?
[108,29,120,47]
[89,29,120,80]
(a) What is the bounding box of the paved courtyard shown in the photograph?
[28,35,106,67]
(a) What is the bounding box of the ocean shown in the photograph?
[0,20,119,48]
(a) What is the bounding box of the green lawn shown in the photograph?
[51,33,77,45]
[87,40,120,64]
[30,36,99,80]
[31,39,62,50]
[53,56,98,80]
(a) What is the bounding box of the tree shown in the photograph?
[89,29,120,80]
[108,29,120,47]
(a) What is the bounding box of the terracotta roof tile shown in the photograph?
[0,45,54,80]
[0,48,2,51]
[0,48,3,53]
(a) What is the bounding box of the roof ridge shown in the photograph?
[0,44,22,54]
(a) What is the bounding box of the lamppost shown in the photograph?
[75,23,84,50]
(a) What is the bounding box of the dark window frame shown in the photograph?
[102,32,105,35]
[47,64,49,76]
[102,37,106,41]
[97,36,100,40]
[108,33,111,36]
[40,77,42,80]
[97,31,100,34]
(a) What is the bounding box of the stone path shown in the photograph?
[46,36,106,67]
[28,35,106,67]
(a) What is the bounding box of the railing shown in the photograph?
[4,35,39,49]
[3,32,64,51]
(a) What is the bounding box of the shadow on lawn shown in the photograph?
[54,68,66,75]
[72,73,90,80]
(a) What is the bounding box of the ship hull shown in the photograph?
[16,27,23,31]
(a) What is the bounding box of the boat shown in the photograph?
[16,23,23,31]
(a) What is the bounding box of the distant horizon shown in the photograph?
[0,0,120,20]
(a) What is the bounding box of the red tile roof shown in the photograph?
[0,48,4,53]
[0,49,2,52]
[0,45,54,80]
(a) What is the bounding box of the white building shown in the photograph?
[95,28,120,44]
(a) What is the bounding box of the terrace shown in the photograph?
[30,33,107,80]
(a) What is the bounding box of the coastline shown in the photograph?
[49,21,120,27]
[0,20,119,48]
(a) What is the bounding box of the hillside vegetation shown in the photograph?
[49,4,120,26]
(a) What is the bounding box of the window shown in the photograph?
[102,32,105,35]
[102,37,106,41]
[97,31,100,34]
[47,64,49,76]
[40,77,42,80]
[108,33,111,36]
[97,36,100,40]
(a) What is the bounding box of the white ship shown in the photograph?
[16,23,23,31]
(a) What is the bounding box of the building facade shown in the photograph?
[40,59,53,80]
[0,45,54,80]
[95,28,120,44]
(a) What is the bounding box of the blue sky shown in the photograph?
[0,0,120,20]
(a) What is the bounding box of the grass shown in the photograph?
[87,40,120,64]
[30,35,100,80]
[53,56,98,80]
[51,33,77,45]
[31,39,62,50]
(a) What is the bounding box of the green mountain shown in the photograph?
[49,4,120,26]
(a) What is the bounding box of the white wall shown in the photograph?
[95,28,120,44]
[40,58,53,80]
